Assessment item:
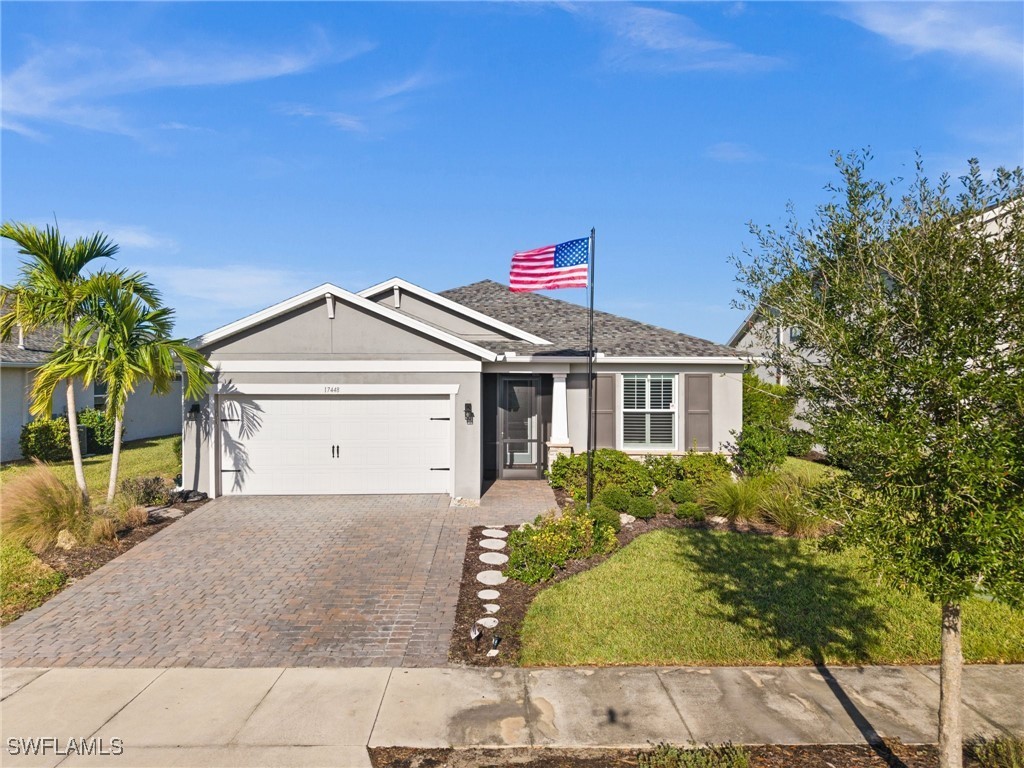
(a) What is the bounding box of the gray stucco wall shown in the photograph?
[367,290,517,342]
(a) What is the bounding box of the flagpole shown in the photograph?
[586,227,596,510]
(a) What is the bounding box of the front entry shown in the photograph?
[498,375,545,479]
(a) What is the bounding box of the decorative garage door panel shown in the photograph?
[219,395,451,495]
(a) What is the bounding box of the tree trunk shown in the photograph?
[66,379,89,501]
[106,416,124,504]
[938,602,963,768]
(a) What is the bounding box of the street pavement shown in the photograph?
[2,664,1021,767]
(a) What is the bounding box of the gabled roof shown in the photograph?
[190,283,499,361]
[440,280,742,359]
[0,320,61,366]
[357,277,551,345]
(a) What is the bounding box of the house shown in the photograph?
[180,279,745,499]
[0,322,183,462]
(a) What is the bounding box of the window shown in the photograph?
[622,374,675,448]
[93,380,107,410]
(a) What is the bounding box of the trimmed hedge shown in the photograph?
[19,417,71,462]
[548,449,654,497]
[77,408,117,453]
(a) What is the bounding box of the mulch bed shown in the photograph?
[37,500,207,582]
[448,511,784,667]
[371,742,975,768]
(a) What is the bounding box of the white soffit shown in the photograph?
[190,283,498,361]
[358,277,552,345]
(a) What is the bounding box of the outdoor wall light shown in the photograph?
[187,403,202,420]
[464,403,474,424]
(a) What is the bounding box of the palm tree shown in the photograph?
[32,276,212,503]
[0,222,150,497]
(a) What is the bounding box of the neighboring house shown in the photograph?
[0,322,184,462]
[181,278,745,499]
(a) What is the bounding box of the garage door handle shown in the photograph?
[430,417,450,421]
[430,467,450,471]
[221,469,241,473]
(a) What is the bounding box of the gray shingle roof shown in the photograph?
[0,322,60,365]
[440,280,742,358]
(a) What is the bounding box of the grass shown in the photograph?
[0,540,66,624]
[781,456,836,484]
[520,528,1024,666]
[0,434,180,498]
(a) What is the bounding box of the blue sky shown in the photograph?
[3,2,1022,343]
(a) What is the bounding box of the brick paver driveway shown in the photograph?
[1,495,469,668]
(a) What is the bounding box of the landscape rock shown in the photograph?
[55,529,78,550]
[619,513,636,525]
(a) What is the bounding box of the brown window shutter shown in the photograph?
[684,374,712,451]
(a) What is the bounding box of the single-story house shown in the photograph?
[181,279,745,499]
[0,322,183,462]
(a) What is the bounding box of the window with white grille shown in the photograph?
[621,374,675,448]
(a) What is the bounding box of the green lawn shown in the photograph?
[520,528,1024,666]
[781,456,837,484]
[0,434,181,498]
[0,434,180,625]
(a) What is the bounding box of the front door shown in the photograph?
[498,375,544,479]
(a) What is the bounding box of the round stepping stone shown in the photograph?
[477,589,500,600]
[483,603,500,614]
[476,570,507,586]
[480,539,506,550]
[482,528,508,538]
[479,551,509,565]
[476,617,499,629]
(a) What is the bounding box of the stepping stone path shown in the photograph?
[474,525,511,657]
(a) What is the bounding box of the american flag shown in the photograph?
[509,237,590,292]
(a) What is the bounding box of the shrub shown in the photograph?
[760,475,827,537]
[588,501,622,533]
[549,449,654,497]
[643,454,680,491]
[172,434,183,464]
[676,452,732,489]
[0,462,90,552]
[89,516,118,544]
[969,736,1024,768]
[640,742,750,768]
[18,417,71,462]
[505,508,616,585]
[598,486,632,513]
[654,494,676,516]
[703,477,768,522]
[674,502,705,522]
[119,476,172,506]
[668,479,699,504]
[628,496,656,520]
[786,428,814,457]
[734,424,787,477]
[742,372,794,430]
[77,408,117,453]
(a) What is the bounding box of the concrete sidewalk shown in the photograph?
[1,665,1020,767]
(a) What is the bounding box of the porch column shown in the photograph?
[547,374,572,466]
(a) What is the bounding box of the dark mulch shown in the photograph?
[37,500,207,581]
[371,742,974,768]
[448,511,785,667]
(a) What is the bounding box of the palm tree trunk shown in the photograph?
[106,416,124,504]
[938,602,963,768]
[66,379,89,501]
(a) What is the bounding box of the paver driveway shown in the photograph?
[1,495,469,668]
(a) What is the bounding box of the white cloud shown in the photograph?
[1,34,373,137]
[20,219,178,252]
[593,5,783,73]
[142,265,315,311]
[705,141,764,163]
[840,3,1023,71]
[280,105,369,134]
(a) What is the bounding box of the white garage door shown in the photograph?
[219,395,452,495]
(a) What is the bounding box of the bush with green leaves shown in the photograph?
[654,494,676,516]
[548,449,654,497]
[77,408,117,453]
[643,454,680,491]
[628,496,656,520]
[588,501,621,533]
[598,486,632,513]
[674,501,705,522]
[742,372,794,431]
[786,428,814,457]
[669,479,699,504]
[505,509,617,585]
[676,452,732,489]
[639,742,750,768]
[18,417,71,462]
[0,461,92,552]
[969,737,1024,768]
[703,477,768,522]
[118,476,172,506]
[733,423,788,477]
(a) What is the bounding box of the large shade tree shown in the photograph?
[734,153,1024,768]
[0,223,157,498]
[31,275,211,503]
